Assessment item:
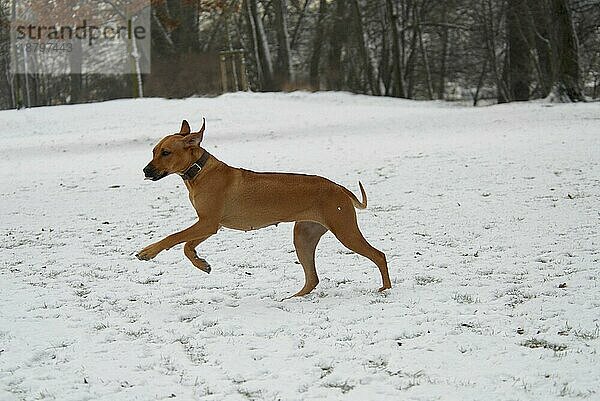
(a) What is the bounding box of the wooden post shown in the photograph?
[239,52,249,91]
[230,52,239,91]
[219,50,249,93]
[220,53,228,92]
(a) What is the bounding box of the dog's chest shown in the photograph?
[188,193,203,214]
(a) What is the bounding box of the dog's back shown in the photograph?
[220,168,354,231]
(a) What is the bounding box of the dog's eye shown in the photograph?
[161,150,171,157]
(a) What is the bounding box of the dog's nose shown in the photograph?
[143,163,155,177]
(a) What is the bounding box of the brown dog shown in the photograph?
[136,119,391,296]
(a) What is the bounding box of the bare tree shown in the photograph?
[386,0,405,97]
[309,0,326,89]
[350,0,378,95]
[248,0,275,90]
[505,0,531,101]
[549,0,583,100]
[326,0,347,90]
[274,0,293,88]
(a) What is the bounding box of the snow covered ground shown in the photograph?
[0,92,599,400]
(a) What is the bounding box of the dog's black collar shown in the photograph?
[180,151,210,181]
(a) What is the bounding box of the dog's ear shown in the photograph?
[180,120,191,135]
[184,119,205,148]
[183,118,205,148]
[184,132,202,148]
[198,118,206,137]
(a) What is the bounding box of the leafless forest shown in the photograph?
[0,0,599,109]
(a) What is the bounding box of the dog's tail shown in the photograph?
[342,181,368,209]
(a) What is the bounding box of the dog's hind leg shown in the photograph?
[184,237,212,273]
[291,221,328,297]
[328,210,391,292]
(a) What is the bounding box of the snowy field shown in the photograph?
[0,92,599,400]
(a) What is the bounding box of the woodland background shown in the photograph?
[0,0,599,110]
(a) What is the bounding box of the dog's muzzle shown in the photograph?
[143,164,168,181]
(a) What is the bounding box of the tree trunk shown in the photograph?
[378,4,391,96]
[249,0,275,90]
[505,0,531,101]
[151,7,176,54]
[415,8,433,99]
[131,25,144,98]
[550,0,583,101]
[437,1,449,100]
[309,0,327,89]
[290,0,310,50]
[404,4,419,99]
[167,0,199,53]
[527,0,553,97]
[244,0,263,89]
[274,0,293,89]
[483,0,508,103]
[473,57,489,106]
[386,0,405,97]
[350,0,378,95]
[69,39,82,103]
[10,0,21,108]
[327,0,347,90]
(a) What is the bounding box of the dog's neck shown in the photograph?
[180,149,211,181]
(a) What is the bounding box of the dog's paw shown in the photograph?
[192,257,211,274]
[136,245,161,261]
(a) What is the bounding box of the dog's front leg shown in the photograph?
[136,221,218,262]
[183,238,212,273]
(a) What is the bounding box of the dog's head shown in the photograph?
[143,119,206,181]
